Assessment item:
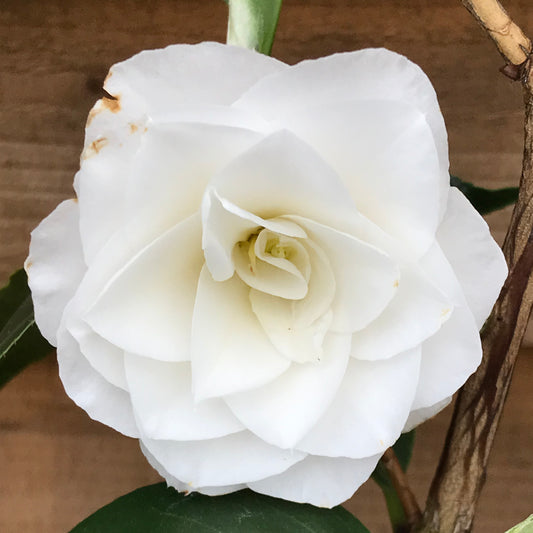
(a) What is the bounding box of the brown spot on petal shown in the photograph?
[25,260,33,270]
[102,96,121,113]
[129,123,138,134]
[82,137,108,160]
[86,95,121,128]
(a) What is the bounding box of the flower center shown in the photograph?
[233,228,311,300]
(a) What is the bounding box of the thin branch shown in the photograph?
[462,0,531,65]
[381,448,422,529]
[416,3,533,532]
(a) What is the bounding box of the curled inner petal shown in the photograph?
[233,229,310,299]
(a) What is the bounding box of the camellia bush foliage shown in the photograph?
[1,1,531,532]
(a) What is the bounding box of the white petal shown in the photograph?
[202,190,306,281]
[289,216,399,332]
[191,267,290,401]
[105,42,287,112]
[75,95,145,263]
[419,241,467,308]
[85,214,203,362]
[296,347,421,458]
[56,315,138,437]
[235,47,449,219]
[124,354,243,441]
[141,431,306,487]
[250,290,333,364]
[26,199,86,345]
[141,442,245,495]
[413,305,481,410]
[151,103,269,131]
[209,130,359,231]
[277,101,442,256]
[351,267,452,361]
[67,319,128,390]
[225,333,351,449]
[437,187,508,327]
[249,454,381,508]
[403,396,452,432]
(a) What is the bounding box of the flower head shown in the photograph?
[26,42,507,507]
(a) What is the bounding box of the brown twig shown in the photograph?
[416,3,533,533]
[461,0,531,65]
[382,448,422,529]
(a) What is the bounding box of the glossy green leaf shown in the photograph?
[226,0,283,55]
[0,269,52,389]
[450,175,518,215]
[371,431,415,533]
[71,483,370,533]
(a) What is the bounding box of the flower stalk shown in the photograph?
[381,448,422,532]
[416,2,533,532]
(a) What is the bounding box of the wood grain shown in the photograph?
[0,1,532,532]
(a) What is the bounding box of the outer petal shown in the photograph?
[56,315,138,438]
[75,94,145,264]
[85,214,203,362]
[225,333,351,449]
[278,101,441,256]
[141,431,306,487]
[67,319,128,390]
[234,47,449,218]
[437,187,508,327]
[296,347,421,458]
[140,443,245,496]
[413,305,481,410]
[249,454,381,508]
[403,396,452,432]
[191,267,290,401]
[289,216,399,332]
[25,199,86,345]
[105,42,288,112]
[209,130,360,232]
[351,266,452,361]
[124,354,243,441]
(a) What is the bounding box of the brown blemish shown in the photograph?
[102,96,121,113]
[129,123,138,134]
[72,197,79,203]
[25,260,33,270]
[82,137,108,160]
[86,95,121,128]
[393,279,399,288]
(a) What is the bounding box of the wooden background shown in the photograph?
[1,0,532,531]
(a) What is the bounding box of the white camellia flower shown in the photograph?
[26,42,507,508]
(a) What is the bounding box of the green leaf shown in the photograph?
[371,431,416,533]
[71,483,370,533]
[0,269,52,389]
[450,175,518,215]
[226,0,283,55]
[506,515,533,533]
